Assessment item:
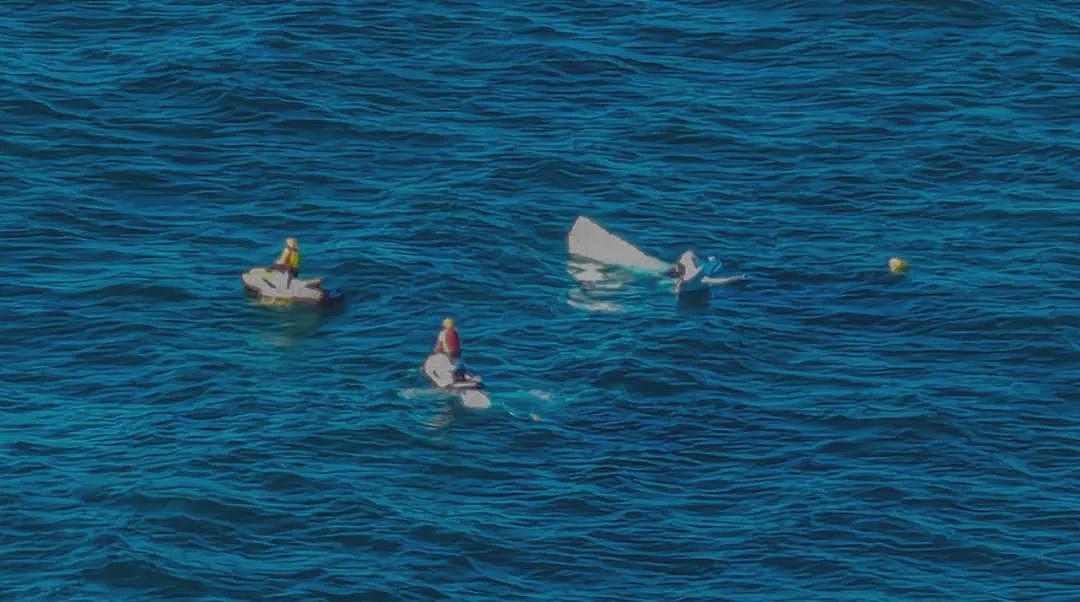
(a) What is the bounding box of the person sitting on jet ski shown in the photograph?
[434,317,461,360]
[433,317,467,380]
[273,237,301,277]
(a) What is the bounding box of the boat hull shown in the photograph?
[567,216,669,273]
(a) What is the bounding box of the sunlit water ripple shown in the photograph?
[1,1,1077,600]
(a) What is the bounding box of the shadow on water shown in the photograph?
[238,292,348,347]
[677,273,754,312]
[424,399,457,430]
[403,374,479,432]
[421,392,545,432]
[419,394,499,432]
[675,289,712,314]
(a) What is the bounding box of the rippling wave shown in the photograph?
[1,1,1077,600]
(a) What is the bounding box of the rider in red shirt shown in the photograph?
[434,317,461,362]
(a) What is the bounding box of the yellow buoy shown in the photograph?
[888,256,910,274]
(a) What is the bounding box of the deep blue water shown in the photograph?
[2,1,1078,600]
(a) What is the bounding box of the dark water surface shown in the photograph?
[2,1,1078,600]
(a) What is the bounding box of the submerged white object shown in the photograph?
[422,353,491,409]
[567,216,669,273]
[242,267,327,303]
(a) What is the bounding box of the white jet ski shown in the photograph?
[421,353,491,409]
[242,267,337,304]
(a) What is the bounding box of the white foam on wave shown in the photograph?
[399,387,442,401]
[566,294,623,313]
[702,273,750,286]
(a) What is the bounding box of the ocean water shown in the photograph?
[2,1,1078,600]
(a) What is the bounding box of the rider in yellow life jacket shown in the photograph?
[274,237,301,277]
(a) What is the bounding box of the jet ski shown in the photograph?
[242,267,339,304]
[421,353,491,409]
